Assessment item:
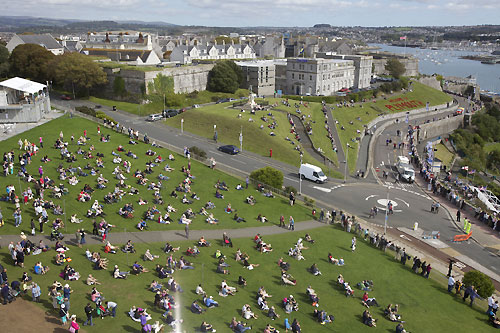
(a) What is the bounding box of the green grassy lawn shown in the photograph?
[89,97,145,115]
[434,143,455,169]
[165,103,334,174]
[1,226,494,332]
[0,115,311,235]
[485,143,500,154]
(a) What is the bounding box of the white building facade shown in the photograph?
[285,58,355,96]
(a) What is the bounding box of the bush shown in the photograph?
[75,106,96,117]
[189,146,207,160]
[284,185,297,195]
[95,111,115,123]
[250,166,283,189]
[303,196,315,207]
[463,270,495,299]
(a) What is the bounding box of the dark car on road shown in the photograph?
[218,145,240,155]
[216,98,230,104]
[163,109,179,118]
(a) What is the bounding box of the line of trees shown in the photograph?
[0,43,107,96]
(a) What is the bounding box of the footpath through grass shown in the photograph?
[0,115,311,235]
[0,226,494,332]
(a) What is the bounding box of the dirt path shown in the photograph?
[0,297,79,333]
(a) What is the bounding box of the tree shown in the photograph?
[250,166,283,189]
[0,44,9,78]
[207,60,241,94]
[385,58,405,79]
[9,44,55,83]
[462,270,495,299]
[51,53,107,96]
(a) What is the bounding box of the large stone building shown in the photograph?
[285,58,355,96]
[252,37,286,59]
[369,52,419,77]
[6,34,64,55]
[316,53,373,89]
[236,60,276,96]
[0,77,51,123]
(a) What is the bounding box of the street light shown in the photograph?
[344,143,349,183]
[384,189,389,235]
[239,125,243,152]
[213,124,217,143]
[181,118,184,134]
[299,153,303,195]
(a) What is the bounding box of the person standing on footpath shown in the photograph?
[75,229,82,248]
[279,215,285,228]
[288,216,295,230]
[456,210,461,223]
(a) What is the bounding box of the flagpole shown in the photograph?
[404,36,406,58]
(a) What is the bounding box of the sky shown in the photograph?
[3,0,500,27]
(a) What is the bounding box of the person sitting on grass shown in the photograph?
[235,184,243,190]
[385,304,404,323]
[34,262,49,275]
[132,261,148,274]
[122,240,136,253]
[242,304,258,319]
[281,271,297,286]
[310,263,322,276]
[215,190,224,199]
[238,276,247,287]
[191,300,205,314]
[304,234,315,243]
[234,213,246,223]
[144,249,159,261]
[362,310,377,327]
[361,292,380,308]
[257,214,268,223]
[306,285,320,307]
[206,213,219,224]
[225,203,233,213]
[204,295,219,308]
[200,321,216,332]
[357,280,374,291]
[86,274,100,285]
[113,265,129,279]
[314,309,334,325]
[150,280,162,292]
[246,196,256,205]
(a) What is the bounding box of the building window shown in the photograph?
[310,75,312,81]
[292,74,295,79]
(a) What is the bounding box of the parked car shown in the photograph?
[218,145,240,155]
[60,95,72,100]
[192,104,200,108]
[146,113,164,122]
[163,109,179,118]
[216,98,230,104]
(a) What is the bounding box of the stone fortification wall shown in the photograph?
[102,64,215,97]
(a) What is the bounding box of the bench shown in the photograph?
[453,232,472,242]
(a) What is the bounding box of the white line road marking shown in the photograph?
[284,176,299,183]
[365,194,378,201]
[331,184,345,190]
[232,159,245,164]
[313,186,331,193]
[400,234,412,242]
[209,151,224,156]
[395,197,410,207]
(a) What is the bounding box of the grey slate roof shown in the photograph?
[17,34,62,49]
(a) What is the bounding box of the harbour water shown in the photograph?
[370,44,500,94]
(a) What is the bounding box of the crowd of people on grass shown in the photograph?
[0,121,497,332]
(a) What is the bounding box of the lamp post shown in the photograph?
[384,189,389,235]
[299,153,303,195]
[213,124,217,143]
[344,144,349,183]
[181,118,184,134]
[239,126,243,152]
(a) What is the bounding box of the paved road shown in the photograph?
[52,98,500,275]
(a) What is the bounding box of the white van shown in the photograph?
[299,163,327,183]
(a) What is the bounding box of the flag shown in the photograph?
[468,169,476,175]
[298,47,305,55]
[400,36,407,40]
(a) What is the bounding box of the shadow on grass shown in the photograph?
[430,285,487,315]
[122,324,138,332]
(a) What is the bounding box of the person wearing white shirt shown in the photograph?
[106,301,117,317]
[448,276,455,293]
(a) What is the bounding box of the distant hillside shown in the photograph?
[0,16,177,33]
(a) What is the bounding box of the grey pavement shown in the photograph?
[0,220,326,247]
